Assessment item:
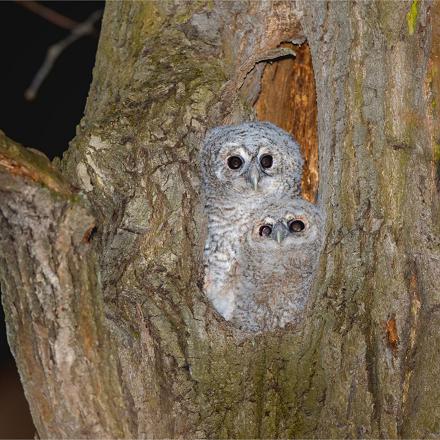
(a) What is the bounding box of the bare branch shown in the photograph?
[25,9,102,101]
[17,1,79,30]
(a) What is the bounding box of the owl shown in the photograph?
[230,197,324,332]
[201,121,303,202]
[200,122,304,319]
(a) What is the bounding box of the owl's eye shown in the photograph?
[289,220,305,233]
[259,224,272,237]
[227,156,244,170]
[260,154,273,169]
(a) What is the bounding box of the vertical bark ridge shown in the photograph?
[0,135,135,438]
[302,0,440,437]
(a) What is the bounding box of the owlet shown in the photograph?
[200,122,304,319]
[231,197,324,332]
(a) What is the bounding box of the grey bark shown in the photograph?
[1,1,440,438]
[0,133,133,438]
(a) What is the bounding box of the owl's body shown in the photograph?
[201,122,304,319]
[231,198,324,332]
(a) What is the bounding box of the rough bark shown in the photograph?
[302,2,440,437]
[1,0,440,438]
[0,132,134,438]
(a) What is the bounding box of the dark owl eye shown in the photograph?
[289,220,306,233]
[227,156,243,170]
[259,224,272,237]
[260,154,273,169]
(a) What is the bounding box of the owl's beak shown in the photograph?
[247,164,260,191]
[273,223,289,244]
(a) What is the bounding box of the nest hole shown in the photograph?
[254,42,318,203]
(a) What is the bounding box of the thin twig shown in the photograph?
[25,9,103,101]
[17,1,79,30]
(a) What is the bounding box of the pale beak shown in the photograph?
[276,229,283,244]
[273,222,288,244]
[247,164,260,191]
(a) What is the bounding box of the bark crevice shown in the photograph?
[1,1,440,438]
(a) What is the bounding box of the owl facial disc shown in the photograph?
[202,121,304,200]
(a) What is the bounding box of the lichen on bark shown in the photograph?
[1,1,440,438]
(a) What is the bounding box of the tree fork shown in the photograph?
[1,1,440,438]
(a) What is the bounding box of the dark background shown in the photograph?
[0,2,103,437]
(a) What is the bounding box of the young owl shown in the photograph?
[230,197,324,332]
[200,122,304,319]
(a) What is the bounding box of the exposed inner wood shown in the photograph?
[255,42,318,202]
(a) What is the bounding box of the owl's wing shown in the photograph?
[203,255,239,321]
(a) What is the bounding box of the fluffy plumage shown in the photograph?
[201,121,303,202]
[231,197,324,332]
[201,122,304,320]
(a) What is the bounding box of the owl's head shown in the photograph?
[246,198,323,253]
[201,122,303,200]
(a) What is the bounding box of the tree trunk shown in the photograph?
[1,1,440,438]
